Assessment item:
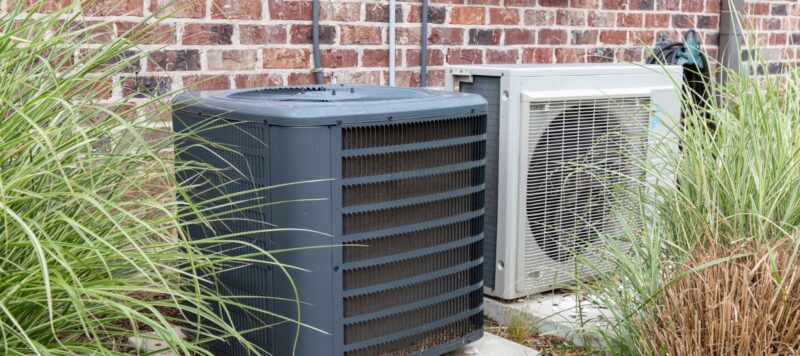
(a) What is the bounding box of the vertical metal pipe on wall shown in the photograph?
[312,0,324,84]
[420,0,429,87]
[718,0,745,81]
[389,0,396,86]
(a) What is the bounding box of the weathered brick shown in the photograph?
[489,8,519,25]
[408,5,446,24]
[505,0,537,6]
[406,49,445,67]
[645,14,670,27]
[557,10,586,26]
[366,3,403,22]
[588,47,615,62]
[572,30,598,45]
[362,49,390,67]
[320,2,361,22]
[571,0,601,9]
[505,29,535,45]
[672,14,694,29]
[630,30,654,45]
[555,48,586,63]
[240,25,287,45]
[84,0,143,16]
[588,12,616,27]
[617,13,642,27]
[395,27,422,45]
[522,47,553,63]
[427,27,464,45]
[539,0,569,7]
[656,0,680,11]
[487,49,517,64]
[122,76,171,98]
[290,25,336,45]
[525,10,554,26]
[320,49,358,68]
[150,0,205,18]
[599,30,627,44]
[116,22,175,45]
[468,29,501,45]
[341,26,382,45]
[538,29,568,45]
[212,0,262,20]
[208,49,258,71]
[23,0,71,13]
[697,15,718,29]
[771,4,788,16]
[264,48,310,69]
[183,24,233,45]
[334,71,382,85]
[148,50,200,71]
[269,0,312,20]
[182,75,230,91]
[447,48,483,65]
[681,0,704,13]
[450,7,485,25]
[628,0,654,10]
[235,73,284,88]
[69,21,113,44]
[288,72,327,85]
[602,0,626,10]
[616,47,642,61]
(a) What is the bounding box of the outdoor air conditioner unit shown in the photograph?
[172,85,488,355]
[445,64,682,300]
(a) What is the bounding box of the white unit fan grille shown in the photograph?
[522,97,650,291]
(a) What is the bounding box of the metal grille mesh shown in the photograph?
[342,116,486,149]
[523,97,649,290]
[342,142,486,178]
[344,314,482,356]
[343,167,484,207]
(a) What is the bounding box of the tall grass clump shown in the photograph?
[0,2,295,354]
[581,50,800,354]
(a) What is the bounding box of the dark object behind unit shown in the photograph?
[172,85,488,356]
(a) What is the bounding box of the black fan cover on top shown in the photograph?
[526,105,624,262]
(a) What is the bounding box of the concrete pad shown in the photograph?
[483,294,610,349]
[449,333,540,356]
[127,325,186,356]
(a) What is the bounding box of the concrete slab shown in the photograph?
[448,333,540,356]
[483,294,610,349]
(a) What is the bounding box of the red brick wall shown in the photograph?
[11,0,800,98]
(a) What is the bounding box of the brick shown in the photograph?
[616,47,642,61]
[362,49,389,67]
[771,4,788,16]
[571,0,601,8]
[599,30,627,45]
[672,14,694,29]
[122,76,171,98]
[366,3,403,22]
[793,33,800,45]
[628,0,654,10]
[23,0,71,13]
[212,0,262,20]
[588,47,614,62]
[321,2,361,22]
[446,48,483,65]
[320,49,358,68]
[468,29,501,45]
[489,8,519,25]
[602,0,626,10]
[588,12,615,27]
[504,29,534,45]
[505,0,537,6]
[770,33,788,45]
[148,50,200,71]
[183,24,233,45]
[288,72,326,85]
[341,26,382,45]
[408,5,446,24]
[450,7,485,25]
[182,75,230,91]
[84,0,143,16]
[572,30,598,45]
[235,73,284,88]
[428,27,463,45]
[747,3,769,15]
[539,0,568,6]
[656,0,679,11]
[68,21,113,44]
[645,14,670,27]
[630,30,654,45]
[334,71,382,85]
[395,27,422,45]
[116,22,176,45]
[80,49,140,73]
[555,48,586,63]
[290,25,336,45]
[269,0,312,20]
[557,10,586,26]
[524,10,554,26]
[487,49,517,64]
[406,49,445,67]
[706,0,721,13]
[617,13,642,28]
[522,47,553,63]
[208,49,258,71]
[681,0,704,13]
[697,15,718,29]
[537,29,567,45]
[264,48,310,69]
[150,0,205,18]
[240,25,287,45]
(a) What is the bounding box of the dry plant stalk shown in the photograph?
[638,243,800,355]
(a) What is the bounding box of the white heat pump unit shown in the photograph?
[446,64,682,299]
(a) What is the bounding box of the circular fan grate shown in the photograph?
[525,104,625,262]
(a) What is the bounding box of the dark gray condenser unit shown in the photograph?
[172,85,488,356]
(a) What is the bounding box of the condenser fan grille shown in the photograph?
[524,97,649,283]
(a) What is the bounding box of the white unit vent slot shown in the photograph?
[522,97,651,291]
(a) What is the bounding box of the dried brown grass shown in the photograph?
[639,242,800,355]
